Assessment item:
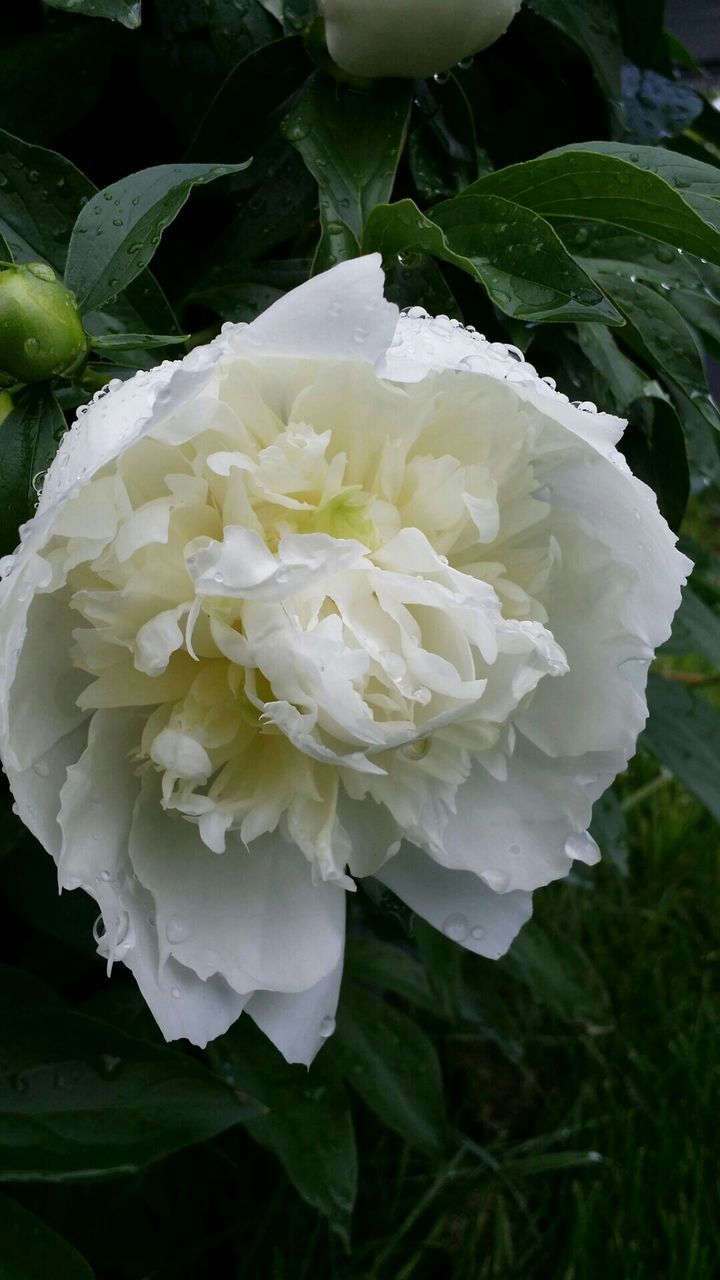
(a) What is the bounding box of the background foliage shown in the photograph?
[0,2,719,1276]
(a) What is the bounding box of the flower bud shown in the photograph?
[0,263,87,385]
[320,0,523,79]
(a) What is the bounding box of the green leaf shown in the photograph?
[89,332,187,352]
[465,151,720,268]
[0,1008,256,1180]
[620,66,702,146]
[208,1020,356,1239]
[188,37,309,163]
[363,197,620,325]
[0,386,65,559]
[618,395,690,532]
[661,586,720,666]
[555,141,720,198]
[0,129,94,273]
[526,0,622,103]
[331,982,448,1157]
[0,130,177,340]
[283,73,411,242]
[575,322,648,410]
[644,676,720,821]
[64,162,251,313]
[186,257,309,322]
[43,0,142,27]
[590,788,629,877]
[591,272,718,429]
[203,0,279,67]
[0,1193,94,1280]
[0,967,65,1015]
[344,938,438,1017]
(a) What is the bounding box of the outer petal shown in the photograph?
[322,0,522,78]
[430,736,609,892]
[129,772,346,997]
[246,952,345,1067]
[233,253,398,366]
[57,709,249,1046]
[375,842,533,960]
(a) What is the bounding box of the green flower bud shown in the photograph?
[0,263,88,385]
[0,390,12,425]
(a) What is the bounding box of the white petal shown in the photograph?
[7,723,88,860]
[375,843,533,960]
[246,950,345,1066]
[185,527,368,603]
[431,738,598,892]
[3,587,89,772]
[129,773,346,996]
[57,708,248,1046]
[235,254,398,367]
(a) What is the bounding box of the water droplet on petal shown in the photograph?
[443,912,469,941]
[319,1015,336,1038]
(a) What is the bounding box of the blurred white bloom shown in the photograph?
[320,0,523,79]
[0,256,689,1063]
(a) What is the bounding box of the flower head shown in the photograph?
[0,256,689,1063]
[320,0,523,80]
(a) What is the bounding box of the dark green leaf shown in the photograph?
[0,968,65,1015]
[0,1193,94,1280]
[208,1020,356,1239]
[43,0,142,27]
[555,141,720,198]
[619,396,690,532]
[0,131,177,340]
[661,586,720,666]
[283,73,411,241]
[203,0,280,67]
[465,151,720,267]
[526,0,622,103]
[364,197,620,325]
[620,65,702,145]
[344,938,438,1017]
[331,982,448,1157]
[65,162,251,313]
[0,129,94,273]
[89,332,187,352]
[409,76,485,203]
[575,322,648,410]
[186,257,309,322]
[644,676,720,821]
[590,788,629,877]
[188,37,309,162]
[0,1009,256,1180]
[0,386,65,559]
[592,272,718,429]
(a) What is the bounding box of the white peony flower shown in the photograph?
[0,256,689,1063]
[320,0,523,80]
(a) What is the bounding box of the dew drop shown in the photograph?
[443,912,469,941]
[166,914,190,944]
[319,1015,336,1038]
[470,925,485,941]
[32,759,50,778]
[171,986,182,999]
